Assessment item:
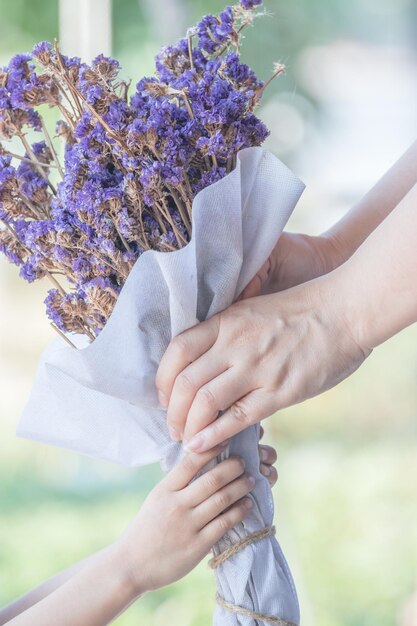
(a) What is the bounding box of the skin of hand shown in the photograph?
[115,441,272,593]
[157,276,369,449]
[238,231,343,300]
[3,440,278,626]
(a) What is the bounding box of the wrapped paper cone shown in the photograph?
[19,146,305,625]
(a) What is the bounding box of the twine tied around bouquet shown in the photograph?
[209,525,297,626]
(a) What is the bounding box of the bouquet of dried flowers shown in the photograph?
[0,0,284,346]
[3,1,305,624]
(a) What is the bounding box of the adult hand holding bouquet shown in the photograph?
[0,1,305,624]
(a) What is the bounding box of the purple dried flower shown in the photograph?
[103,100,131,131]
[32,41,52,64]
[20,252,45,282]
[197,7,234,54]
[45,288,65,329]
[240,0,262,8]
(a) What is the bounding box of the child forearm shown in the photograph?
[4,545,141,626]
[0,549,110,625]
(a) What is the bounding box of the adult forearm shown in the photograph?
[324,139,417,262]
[5,544,143,626]
[327,180,417,351]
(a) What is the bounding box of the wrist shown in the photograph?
[319,230,352,270]
[111,540,150,600]
[312,265,371,357]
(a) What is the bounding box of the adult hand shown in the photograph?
[156,277,370,450]
[238,231,343,299]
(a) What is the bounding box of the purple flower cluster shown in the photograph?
[0,0,284,341]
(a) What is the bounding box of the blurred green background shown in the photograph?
[1,1,417,625]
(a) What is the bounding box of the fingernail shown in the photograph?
[260,464,271,477]
[184,433,204,452]
[158,390,168,407]
[244,498,253,510]
[260,448,268,462]
[169,426,181,442]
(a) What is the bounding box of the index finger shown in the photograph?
[164,440,229,491]
[156,316,219,406]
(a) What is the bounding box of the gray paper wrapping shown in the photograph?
[18,146,304,625]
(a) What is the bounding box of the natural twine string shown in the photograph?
[210,525,296,626]
[209,525,276,569]
[215,593,298,626]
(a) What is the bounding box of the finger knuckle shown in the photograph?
[205,471,222,492]
[230,401,251,424]
[177,372,195,393]
[197,385,217,408]
[217,515,232,534]
[172,334,189,356]
[181,455,197,475]
[214,491,231,511]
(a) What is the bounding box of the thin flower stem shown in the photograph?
[41,119,64,178]
[159,196,188,246]
[157,200,179,244]
[180,91,194,119]
[136,206,150,251]
[53,40,84,117]
[52,76,79,120]
[4,150,58,169]
[44,269,67,296]
[72,245,129,279]
[254,63,286,104]
[113,222,132,254]
[57,101,76,130]
[18,132,57,195]
[2,221,29,253]
[160,241,177,252]
[176,183,193,229]
[214,18,252,59]
[82,324,96,341]
[168,185,192,234]
[152,205,168,235]
[18,194,44,220]
[183,174,194,208]
[50,323,77,348]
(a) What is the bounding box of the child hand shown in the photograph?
[115,442,255,595]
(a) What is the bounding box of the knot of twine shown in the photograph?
[209,525,297,626]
